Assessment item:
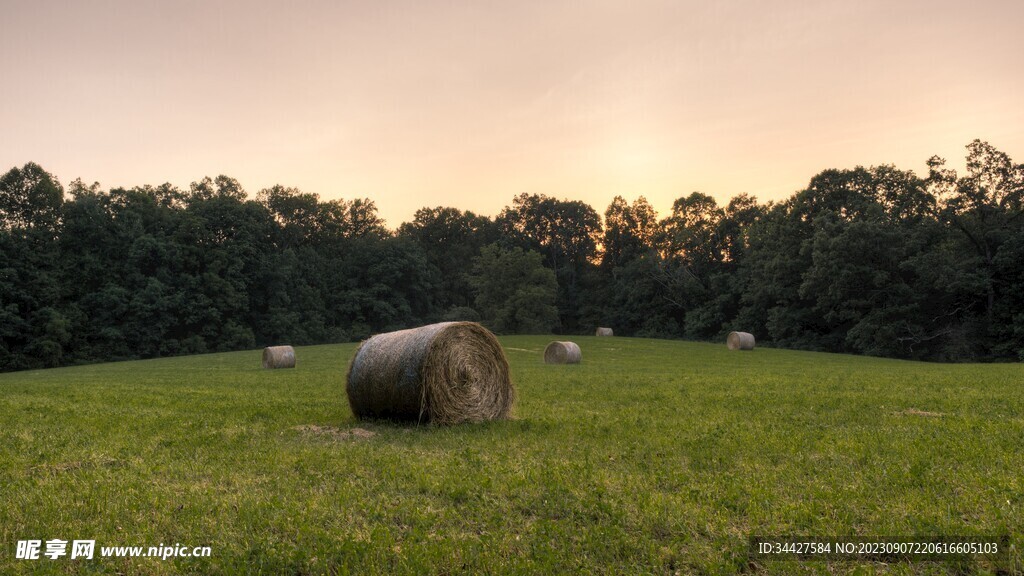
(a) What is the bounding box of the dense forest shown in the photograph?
[1,139,1022,371]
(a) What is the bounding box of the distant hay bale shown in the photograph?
[544,341,581,364]
[726,331,755,351]
[595,327,614,337]
[262,345,296,369]
[345,322,515,425]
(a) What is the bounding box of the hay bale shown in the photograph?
[345,322,515,425]
[726,331,755,350]
[262,345,296,368]
[595,327,614,337]
[544,341,581,364]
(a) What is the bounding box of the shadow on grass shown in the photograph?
[297,415,555,439]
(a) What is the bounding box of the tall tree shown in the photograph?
[0,162,64,233]
[497,193,601,331]
[470,244,559,334]
[928,140,1024,333]
[0,164,66,368]
[601,195,659,270]
[397,207,496,315]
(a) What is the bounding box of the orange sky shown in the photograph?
[2,0,1022,227]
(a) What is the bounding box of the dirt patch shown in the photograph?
[293,425,376,440]
[895,408,944,418]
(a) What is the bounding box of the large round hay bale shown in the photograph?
[544,341,581,364]
[262,345,296,368]
[345,322,515,425]
[595,327,614,337]
[726,331,755,350]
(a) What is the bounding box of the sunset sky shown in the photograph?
[2,0,1022,227]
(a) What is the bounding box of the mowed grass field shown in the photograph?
[1,336,1022,575]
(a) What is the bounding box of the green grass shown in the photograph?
[1,336,1022,574]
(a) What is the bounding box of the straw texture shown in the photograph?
[544,341,582,364]
[726,331,755,350]
[595,327,614,337]
[346,322,515,424]
[262,346,296,369]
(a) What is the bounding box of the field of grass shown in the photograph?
[2,336,1022,574]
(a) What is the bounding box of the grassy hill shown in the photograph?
[2,336,1021,574]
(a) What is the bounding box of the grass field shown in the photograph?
[1,336,1022,575]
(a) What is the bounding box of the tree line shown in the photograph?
[1,139,1021,371]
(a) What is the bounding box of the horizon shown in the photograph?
[2,0,1022,226]
[7,142,1011,230]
